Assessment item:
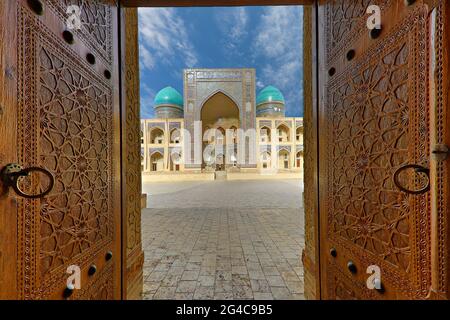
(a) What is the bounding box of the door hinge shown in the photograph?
[432,144,450,161]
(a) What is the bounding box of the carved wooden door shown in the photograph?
[0,0,121,299]
[318,0,448,299]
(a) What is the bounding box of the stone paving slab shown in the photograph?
[141,180,305,300]
[142,179,304,209]
[142,208,304,300]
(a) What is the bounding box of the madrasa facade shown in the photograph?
[140,68,304,175]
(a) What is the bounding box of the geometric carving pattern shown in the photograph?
[327,0,371,46]
[323,5,431,298]
[329,42,413,270]
[122,8,144,299]
[302,5,318,299]
[123,8,142,254]
[433,1,449,296]
[327,261,379,300]
[39,46,113,274]
[47,0,112,65]
[325,0,390,64]
[76,263,114,300]
[17,3,116,299]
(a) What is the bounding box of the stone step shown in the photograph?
[214,171,227,180]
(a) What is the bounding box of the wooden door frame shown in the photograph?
[0,0,124,299]
[119,7,145,300]
[116,0,319,300]
[121,0,314,6]
[118,0,450,301]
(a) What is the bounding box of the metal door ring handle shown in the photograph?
[1,164,54,199]
[393,164,430,195]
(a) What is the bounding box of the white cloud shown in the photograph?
[140,84,156,119]
[254,6,303,59]
[140,97,154,118]
[138,8,198,71]
[256,80,265,89]
[215,7,248,51]
[139,44,155,70]
[253,6,304,116]
[261,59,301,90]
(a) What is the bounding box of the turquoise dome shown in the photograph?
[154,87,183,108]
[256,86,285,105]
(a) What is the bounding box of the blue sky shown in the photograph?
[138,6,304,119]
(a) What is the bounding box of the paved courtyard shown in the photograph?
[141,179,305,300]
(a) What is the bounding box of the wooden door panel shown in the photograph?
[0,0,120,299]
[325,0,391,64]
[46,0,114,66]
[327,261,380,300]
[319,1,434,299]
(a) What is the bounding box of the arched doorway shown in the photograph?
[170,152,181,171]
[260,126,271,143]
[215,153,225,171]
[150,151,164,172]
[277,124,290,143]
[296,151,303,169]
[278,149,290,169]
[261,151,271,169]
[296,127,303,143]
[149,127,164,144]
[170,128,181,144]
[200,92,240,170]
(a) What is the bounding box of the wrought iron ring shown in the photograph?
[1,164,54,199]
[393,164,430,195]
